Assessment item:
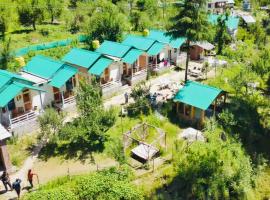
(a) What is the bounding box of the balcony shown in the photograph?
[101,80,127,99]
[123,69,147,86]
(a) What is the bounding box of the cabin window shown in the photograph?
[174,48,177,53]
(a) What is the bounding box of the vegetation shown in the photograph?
[0,0,269,199]
[23,167,143,200]
[167,0,210,82]
[39,80,116,160]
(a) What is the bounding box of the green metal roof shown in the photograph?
[23,55,64,79]
[0,82,44,108]
[49,65,78,88]
[208,14,239,30]
[174,81,223,110]
[147,30,186,48]
[96,41,132,58]
[122,35,156,51]
[147,42,165,56]
[62,48,101,69]
[0,70,33,88]
[122,49,144,64]
[88,57,113,76]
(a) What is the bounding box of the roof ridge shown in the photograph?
[187,81,222,91]
[103,40,132,48]
[34,55,65,65]
[72,48,100,55]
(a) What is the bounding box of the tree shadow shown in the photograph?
[38,139,105,163]
[10,29,33,34]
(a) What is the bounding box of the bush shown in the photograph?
[24,187,78,200]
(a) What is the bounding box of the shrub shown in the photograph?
[24,187,78,200]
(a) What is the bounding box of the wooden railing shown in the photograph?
[10,111,38,127]
[63,96,76,105]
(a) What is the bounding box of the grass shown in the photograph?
[7,133,38,168]
[3,23,82,51]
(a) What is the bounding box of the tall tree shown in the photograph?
[167,0,209,82]
[0,37,12,70]
[0,1,13,39]
[85,0,128,42]
[45,0,64,23]
[215,13,231,54]
[17,0,44,30]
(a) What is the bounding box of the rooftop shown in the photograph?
[208,14,239,30]
[62,48,101,69]
[96,40,132,58]
[122,35,156,51]
[147,30,186,48]
[174,81,223,110]
[0,70,44,108]
[23,55,64,79]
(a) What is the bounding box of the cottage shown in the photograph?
[122,35,168,74]
[96,40,148,86]
[174,81,226,128]
[0,70,45,133]
[208,14,240,36]
[147,30,186,67]
[22,55,78,110]
[62,48,101,80]
[208,0,234,14]
[190,42,215,61]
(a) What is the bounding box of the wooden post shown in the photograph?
[176,102,179,114]
[183,104,186,115]
[5,106,11,127]
[39,91,43,111]
[213,99,217,116]
[201,110,205,125]
[191,106,195,120]
[61,91,65,107]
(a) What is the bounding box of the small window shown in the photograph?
[174,48,177,53]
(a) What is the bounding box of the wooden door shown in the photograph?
[139,55,147,70]
[53,87,61,103]
[104,68,110,82]
[22,89,32,111]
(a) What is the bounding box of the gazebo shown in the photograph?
[173,81,226,128]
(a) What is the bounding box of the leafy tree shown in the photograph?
[107,138,126,164]
[0,1,15,39]
[17,0,44,30]
[128,82,151,116]
[167,0,209,82]
[45,0,64,23]
[85,0,128,42]
[130,11,151,31]
[136,0,158,17]
[215,13,232,54]
[57,80,116,156]
[172,130,254,199]
[38,108,65,141]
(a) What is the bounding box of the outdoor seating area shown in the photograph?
[123,123,166,163]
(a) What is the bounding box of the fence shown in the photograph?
[0,35,88,61]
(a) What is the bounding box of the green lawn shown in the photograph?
[3,24,82,51]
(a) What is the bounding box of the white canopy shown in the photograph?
[241,15,256,24]
[179,127,205,142]
[131,143,159,160]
